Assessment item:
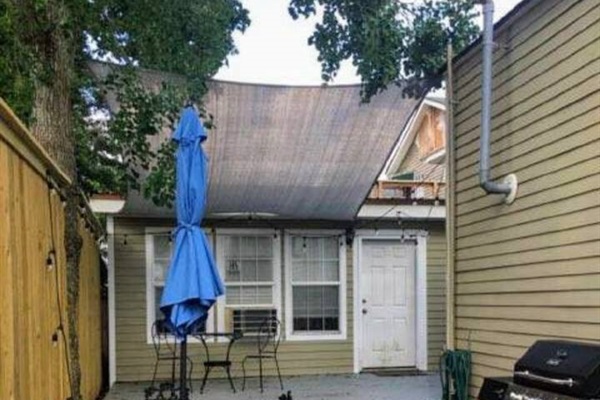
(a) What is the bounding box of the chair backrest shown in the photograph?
[257,316,281,354]
[151,319,177,357]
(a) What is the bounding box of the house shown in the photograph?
[97,67,451,385]
[447,0,600,396]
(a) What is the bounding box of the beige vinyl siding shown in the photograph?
[397,142,445,179]
[427,227,447,370]
[450,0,600,398]
[113,218,353,382]
[395,111,446,200]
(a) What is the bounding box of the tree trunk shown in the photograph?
[28,2,83,399]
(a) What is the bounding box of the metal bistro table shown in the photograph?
[195,331,243,393]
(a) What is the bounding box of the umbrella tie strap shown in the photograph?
[174,223,200,236]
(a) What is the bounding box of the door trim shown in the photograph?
[352,229,428,373]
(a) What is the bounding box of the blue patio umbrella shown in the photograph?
[160,106,224,398]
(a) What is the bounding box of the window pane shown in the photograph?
[256,260,273,281]
[228,236,240,258]
[291,236,305,258]
[225,259,241,281]
[292,260,307,282]
[223,235,274,307]
[241,236,256,258]
[154,235,171,259]
[292,285,339,332]
[307,238,320,260]
[323,261,339,281]
[292,287,308,331]
[153,259,169,284]
[226,287,241,304]
[256,237,273,258]
[323,237,338,259]
[241,286,257,304]
[226,285,273,305]
[307,259,322,281]
[257,286,273,304]
[154,287,164,321]
[291,236,340,283]
[241,260,257,282]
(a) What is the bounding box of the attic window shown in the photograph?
[391,171,416,180]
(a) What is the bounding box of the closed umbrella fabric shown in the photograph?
[160,106,224,338]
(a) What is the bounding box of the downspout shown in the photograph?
[477,0,518,204]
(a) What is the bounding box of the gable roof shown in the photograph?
[379,97,446,180]
[88,62,421,221]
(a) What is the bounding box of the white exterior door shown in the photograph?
[360,240,416,368]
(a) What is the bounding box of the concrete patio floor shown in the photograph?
[104,373,442,400]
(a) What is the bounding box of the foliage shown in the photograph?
[288,0,480,101]
[0,0,249,205]
[0,1,36,121]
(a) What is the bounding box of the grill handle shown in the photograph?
[514,370,575,387]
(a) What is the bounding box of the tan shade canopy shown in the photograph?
[89,62,420,220]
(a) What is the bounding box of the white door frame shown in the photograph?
[353,229,428,373]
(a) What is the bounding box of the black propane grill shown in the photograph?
[479,340,600,400]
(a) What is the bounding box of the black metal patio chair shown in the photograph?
[241,316,284,392]
[144,319,193,400]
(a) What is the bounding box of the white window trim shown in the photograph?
[144,226,214,344]
[284,230,347,342]
[352,229,428,373]
[215,228,282,336]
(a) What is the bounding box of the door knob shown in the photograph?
[362,309,368,315]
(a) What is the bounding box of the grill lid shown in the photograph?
[514,340,600,398]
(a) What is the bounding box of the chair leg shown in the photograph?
[170,356,177,396]
[145,359,160,399]
[226,365,236,393]
[200,366,210,394]
[274,356,284,390]
[241,357,248,391]
[150,359,159,389]
[259,357,264,393]
[187,357,194,393]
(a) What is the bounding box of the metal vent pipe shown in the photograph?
[477,0,518,203]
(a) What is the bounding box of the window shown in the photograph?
[146,231,172,335]
[145,228,214,341]
[216,231,281,335]
[285,233,346,340]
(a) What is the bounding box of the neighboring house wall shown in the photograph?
[450,0,600,397]
[396,141,446,199]
[397,141,446,182]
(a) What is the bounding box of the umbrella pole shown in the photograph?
[180,335,188,400]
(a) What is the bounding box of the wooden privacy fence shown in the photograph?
[0,99,104,400]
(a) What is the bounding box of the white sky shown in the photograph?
[214,0,523,85]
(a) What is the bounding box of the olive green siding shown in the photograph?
[427,227,447,370]
[450,0,600,397]
[113,218,354,382]
[113,217,446,380]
